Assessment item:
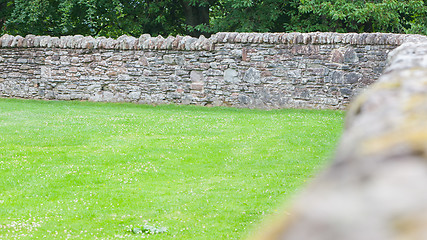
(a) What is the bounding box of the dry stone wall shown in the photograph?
[0,32,426,109]
[252,40,427,239]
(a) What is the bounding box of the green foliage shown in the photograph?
[295,0,427,34]
[209,0,291,33]
[2,0,187,37]
[0,0,14,32]
[0,0,426,37]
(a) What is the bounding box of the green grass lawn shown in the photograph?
[0,99,344,239]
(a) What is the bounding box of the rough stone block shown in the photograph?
[190,70,204,83]
[128,91,141,100]
[191,82,204,91]
[163,55,175,64]
[243,67,261,84]
[224,69,240,83]
[344,72,361,84]
[331,49,344,63]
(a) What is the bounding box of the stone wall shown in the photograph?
[0,32,426,109]
[252,39,427,239]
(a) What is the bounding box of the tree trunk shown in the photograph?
[180,0,211,37]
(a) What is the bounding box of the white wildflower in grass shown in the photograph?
[0,99,343,239]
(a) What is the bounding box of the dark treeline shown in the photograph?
[0,0,426,38]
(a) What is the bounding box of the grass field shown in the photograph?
[0,99,344,239]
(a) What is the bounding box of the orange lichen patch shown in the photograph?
[403,95,427,112]
[393,213,427,240]
[361,124,427,157]
[345,80,402,127]
[373,81,402,90]
[249,210,294,240]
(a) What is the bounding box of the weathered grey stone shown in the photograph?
[175,56,185,66]
[154,35,165,49]
[344,72,361,84]
[8,72,22,78]
[17,58,27,63]
[202,39,214,51]
[69,35,83,48]
[49,37,60,48]
[324,97,339,106]
[1,34,13,47]
[221,58,235,64]
[273,66,288,77]
[23,35,36,47]
[303,33,312,44]
[241,33,249,43]
[224,69,240,83]
[231,49,242,58]
[117,74,131,81]
[333,33,343,43]
[128,91,141,100]
[190,70,204,83]
[340,87,352,96]
[288,70,302,79]
[243,67,261,84]
[39,36,50,47]
[331,46,359,64]
[82,36,95,49]
[162,36,175,49]
[58,36,66,48]
[328,71,344,84]
[11,36,24,47]
[40,66,52,80]
[97,37,107,49]
[178,36,191,50]
[228,32,238,43]
[66,35,77,48]
[331,49,344,63]
[102,91,114,101]
[385,42,427,73]
[138,34,151,49]
[89,92,102,102]
[222,32,232,43]
[185,37,197,51]
[254,33,264,43]
[215,32,226,43]
[117,35,130,50]
[193,35,205,50]
[191,82,204,91]
[344,48,359,63]
[163,55,175,64]
[141,38,151,49]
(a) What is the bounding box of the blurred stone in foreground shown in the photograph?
[254,41,427,240]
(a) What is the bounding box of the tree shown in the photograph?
[295,0,427,34]
[0,0,14,33]
[2,0,213,37]
[208,0,291,33]
[1,0,427,37]
[180,0,212,36]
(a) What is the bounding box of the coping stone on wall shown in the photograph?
[0,33,216,51]
[2,32,427,51]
